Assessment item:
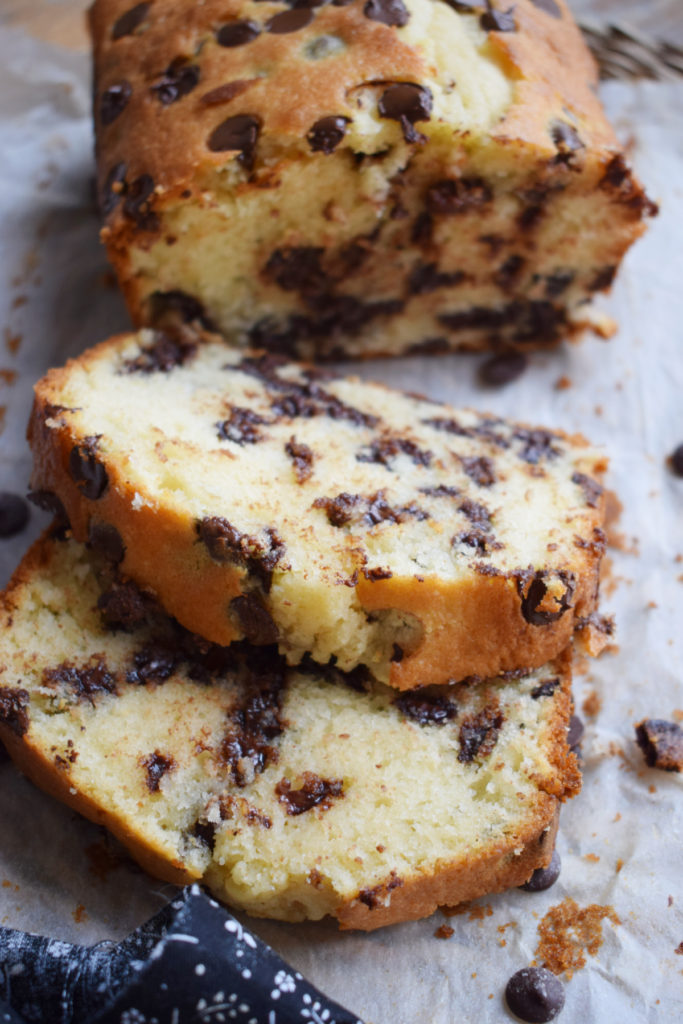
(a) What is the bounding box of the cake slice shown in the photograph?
[29,331,609,689]
[0,533,580,930]
[90,0,655,358]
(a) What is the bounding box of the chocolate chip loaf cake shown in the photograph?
[90,0,655,359]
[29,331,609,689]
[0,533,580,930]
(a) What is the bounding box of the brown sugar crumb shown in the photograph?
[582,691,602,717]
[72,903,87,923]
[554,375,572,391]
[498,921,517,933]
[584,853,600,863]
[536,898,620,978]
[616,859,624,873]
[434,924,454,939]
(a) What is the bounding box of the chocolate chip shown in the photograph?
[152,60,200,105]
[460,456,496,487]
[285,437,314,483]
[216,20,261,47]
[123,173,159,231]
[200,80,256,106]
[112,2,150,40]
[495,253,525,290]
[263,247,326,293]
[518,571,574,626]
[140,751,176,792]
[266,8,314,33]
[408,262,464,294]
[98,580,149,631]
[442,0,485,10]
[530,677,559,699]
[231,594,279,646]
[122,326,199,371]
[567,714,584,749]
[88,521,125,563]
[513,427,561,464]
[458,704,504,762]
[545,270,575,297]
[635,719,683,772]
[530,0,562,16]
[27,489,68,524]
[44,660,117,704]
[395,691,458,725]
[0,493,29,538]
[100,82,132,125]
[100,161,127,216]
[519,848,561,891]
[358,871,403,909]
[378,83,433,125]
[505,967,565,1022]
[588,266,616,292]
[0,687,30,737]
[550,121,584,163]
[275,772,343,815]
[356,436,432,468]
[207,114,262,167]
[364,0,410,26]
[479,351,528,386]
[313,492,361,527]
[217,407,267,445]
[127,643,179,686]
[426,177,492,215]
[480,6,517,32]
[572,472,603,508]
[197,518,285,590]
[69,438,108,500]
[669,444,683,477]
[307,115,349,154]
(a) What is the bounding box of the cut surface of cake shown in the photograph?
[90,0,655,358]
[0,533,580,930]
[29,331,609,688]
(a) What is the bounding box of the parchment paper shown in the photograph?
[0,24,681,1024]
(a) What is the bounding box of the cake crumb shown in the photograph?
[613,812,621,822]
[72,903,87,924]
[675,942,683,956]
[3,328,22,354]
[434,924,454,940]
[649,784,657,793]
[582,691,602,717]
[536,899,620,978]
[616,859,624,873]
[554,375,572,391]
[584,853,600,863]
[0,369,16,385]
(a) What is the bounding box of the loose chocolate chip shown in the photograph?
[378,83,433,125]
[480,6,517,32]
[669,444,683,477]
[519,848,562,891]
[307,115,349,154]
[0,493,29,538]
[69,439,108,500]
[426,177,492,215]
[88,521,125,563]
[112,2,150,40]
[216,20,261,47]
[207,114,262,167]
[479,351,528,386]
[550,120,584,163]
[567,714,584,749]
[266,8,314,33]
[100,82,132,125]
[530,0,562,16]
[364,0,410,27]
[635,719,683,772]
[505,967,565,1022]
[0,687,30,736]
[518,571,574,626]
[395,691,458,725]
[152,60,200,105]
[231,594,279,646]
[123,173,159,231]
[100,161,127,216]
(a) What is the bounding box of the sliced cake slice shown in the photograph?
[28,331,609,689]
[0,533,580,930]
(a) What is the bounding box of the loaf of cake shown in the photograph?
[0,533,580,930]
[90,0,655,359]
[29,331,610,688]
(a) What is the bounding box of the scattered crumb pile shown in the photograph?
[536,898,620,978]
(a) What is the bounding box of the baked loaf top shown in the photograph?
[29,330,609,688]
[0,533,580,930]
[91,0,616,220]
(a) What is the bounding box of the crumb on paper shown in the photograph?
[72,903,87,923]
[584,853,600,863]
[434,924,454,940]
[536,898,620,978]
[443,901,493,921]
[616,859,624,873]
[582,691,602,717]
[3,328,21,355]
[675,942,683,956]
[613,812,621,822]
[0,369,17,385]
[554,375,572,391]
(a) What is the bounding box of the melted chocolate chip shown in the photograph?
[530,677,560,699]
[550,120,584,163]
[100,161,127,216]
[100,82,132,125]
[635,719,683,772]
[88,521,125,563]
[458,704,504,762]
[307,115,349,154]
[545,270,575,297]
[427,177,492,215]
[459,498,492,531]
[98,579,150,631]
[123,173,159,231]
[567,714,584,749]
[358,871,403,909]
[112,3,150,40]
[420,484,460,499]
[356,436,432,468]
[141,751,176,792]
[519,848,562,891]
[127,643,179,686]
[285,437,314,483]
[312,492,360,527]
[479,351,528,387]
[395,691,458,725]
[207,114,262,167]
[530,0,562,16]
[513,427,561,464]
[197,518,285,590]
[480,6,517,31]
[217,407,267,445]
[572,472,603,508]
[669,443,683,477]
[411,211,433,246]
[152,60,200,105]
[122,329,198,373]
[43,660,117,704]
[266,8,314,33]
[220,671,285,786]
[263,247,326,293]
[364,0,410,26]
[200,80,256,106]
[217,20,261,46]
[191,820,217,850]
[0,493,29,538]
[408,262,464,295]
[460,456,496,487]
[0,687,30,736]
[363,566,393,581]
[378,83,433,125]
[69,437,108,500]
[505,967,565,1022]
[276,772,344,815]
[231,595,279,646]
[518,570,574,626]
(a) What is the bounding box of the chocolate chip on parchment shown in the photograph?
[480,6,517,32]
[231,594,279,646]
[266,8,314,33]
[635,719,683,772]
[0,493,29,538]
[479,351,528,387]
[364,0,410,27]
[112,2,150,40]
[208,114,262,167]
[100,82,132,125]
[530,0,562,16]
[307,115,349,154]
[519,848,562,892]
[567,714,584,750]
[669,443,683,477]
[152,60,200,105]
[505,967,565,1022]
[69,438,108,500]
[216,20,261,47]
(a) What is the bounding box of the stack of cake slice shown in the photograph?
[0,329,609,929]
